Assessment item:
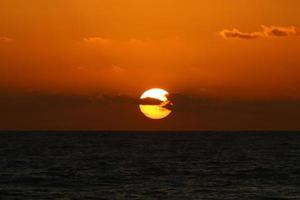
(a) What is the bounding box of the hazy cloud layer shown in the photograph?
[1,91,300,112]
[81,36,189,56]
[0,36,13,43]
[220,25,300,39]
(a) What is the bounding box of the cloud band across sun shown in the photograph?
[220,25,300,40]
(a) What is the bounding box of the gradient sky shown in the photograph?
[1,0,300,130]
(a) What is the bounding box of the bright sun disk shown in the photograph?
[140,88,169,102]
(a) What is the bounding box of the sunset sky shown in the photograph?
[1,0,300,130]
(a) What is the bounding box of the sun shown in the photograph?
[139,88,172,120]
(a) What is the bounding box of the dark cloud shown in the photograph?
[0,92,138,113]
[1,92,300,130]
[99,94,138,105]
[0,92,91,112]
[139,97,163,105]
[170,93,300,114]
[1,91,300,114]
[0,92,140,130]
[220,25,300,40]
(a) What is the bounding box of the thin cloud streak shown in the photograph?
[83,37,113,45]
[262,25,300,37]
[220,25,300,40]
[220,29,262,40]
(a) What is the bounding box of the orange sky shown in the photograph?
[1,0,300,130]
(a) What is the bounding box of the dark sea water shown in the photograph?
[0,131,300,200]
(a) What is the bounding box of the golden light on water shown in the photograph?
[139,88,172,120]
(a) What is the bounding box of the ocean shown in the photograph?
[0,131,299,199]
